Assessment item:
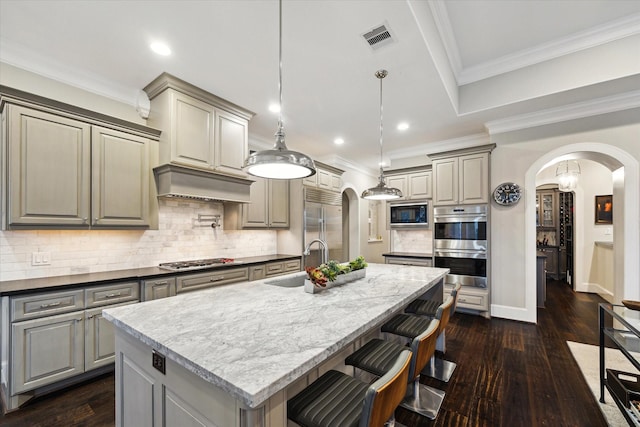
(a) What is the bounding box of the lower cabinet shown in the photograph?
[176,267,249,294]
[384,256,432,267]
[445,284,489,317]
[2,281,140,411]
[141,277,177,301]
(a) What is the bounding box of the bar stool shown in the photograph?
[344,318,444,421]
[385,295,457,383]
[405,283,461,318]
[287,349,412,427]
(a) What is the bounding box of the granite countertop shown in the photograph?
[382,252,432,258]
[103,263,449,408]
[0,254,301,296]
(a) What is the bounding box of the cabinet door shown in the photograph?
[85,302,136,370]
[268,179,290,228]
[432,158,458,205]
[459,153,489,204]
[142,277,177,301]
[170,91,215,169]
[242,177,269,227]
[214,110,248,177]
[318,169,332,190]
[330,173,342,192]
[540,192,555,227]
[91,126,150,227]
[12,311,85,393]
[408,171,432,199]
[7,105,91,227]
[386,175,407,199]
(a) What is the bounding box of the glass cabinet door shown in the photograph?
[541,193,554,227]
[536,194,540,226]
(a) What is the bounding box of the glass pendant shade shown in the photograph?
[556,160,581,192]
[362,70,403,200]
[243,0,316,180]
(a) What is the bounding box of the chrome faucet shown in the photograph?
[304,239,329,265]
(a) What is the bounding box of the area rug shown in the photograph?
[567,341,636,427]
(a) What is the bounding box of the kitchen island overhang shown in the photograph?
[103,263,448,426]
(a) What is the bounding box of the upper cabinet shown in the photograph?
[143,73,253,179]
[429,144,495,206]
[224,178,289,229]
[383,168,432,200]
[0,87,160,229]
[303,161,343,193]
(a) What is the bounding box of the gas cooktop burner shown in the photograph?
[158,258,236,271]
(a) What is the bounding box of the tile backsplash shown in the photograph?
[0,199,278,281]
[391,229,433,253]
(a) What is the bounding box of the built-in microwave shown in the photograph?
[388,201,429,229]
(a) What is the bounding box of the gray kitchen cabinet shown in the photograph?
[5,104,91,227]
[176,267,250,294]
[444,284,490,317]
[432,153,489,206]
[384,168,432,200]
[384,256,432,267]
[265,259,302,277]
[141,277,177,301]
[85,301,136,370]
[226,177,289,228]
[91,126,150,228]
[249,265,266,281]
[12,310,85,394]
[143,73,252,178]
[536,190,556,228]
[540,246,559,280]
[303,161,343,192]
[1,94,159,230]
[1,280,141,411]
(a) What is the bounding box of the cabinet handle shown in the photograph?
[87,314,94,320]
[82,217,88,224]
[40,301,61,309]
[210,276,225,282]
[105,292,122,298]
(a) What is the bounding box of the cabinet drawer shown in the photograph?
[265,262,285,277]
[176,267,249,294]
[249,265,266,281]
[141,277,177,301]
[11,289,85,322]
[385,257,432,267]
[457,291,489,311]
[284,259,301,273]
[86,281,140,307]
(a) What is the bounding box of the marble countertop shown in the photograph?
[0,254,301,295]
[103,263,448,408]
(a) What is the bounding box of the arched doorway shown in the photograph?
[525,143,639,322]
[341,187,360,260]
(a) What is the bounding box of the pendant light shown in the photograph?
[243,0,316,179]
[556,160,581,192]
[362,70,403,200]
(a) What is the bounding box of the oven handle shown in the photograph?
[433,215,486,223]
[434,249,486,259]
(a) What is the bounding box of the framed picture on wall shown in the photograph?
[595,195,613,224]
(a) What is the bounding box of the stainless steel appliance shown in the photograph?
[388,200,429,229]
[433,204,487,288]
[159,258,237,271]
[304,188,343,267]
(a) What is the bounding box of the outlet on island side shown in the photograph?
[152,351,166,375]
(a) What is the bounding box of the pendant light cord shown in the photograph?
[276,0,284,140]
[376,70,387,183]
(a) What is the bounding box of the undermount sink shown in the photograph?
[264,272,307,288]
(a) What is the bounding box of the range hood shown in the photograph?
[154,164,253,203]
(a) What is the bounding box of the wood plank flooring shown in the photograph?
[0,279,609,426]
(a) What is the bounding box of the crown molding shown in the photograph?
[485,90,640,135]
[320,155,377,178]
[427,0,463,79]
[387,133,489,161]
[0,39,137,106]
[457,13,640,85]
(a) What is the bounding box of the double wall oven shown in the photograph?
[433,204,487,288]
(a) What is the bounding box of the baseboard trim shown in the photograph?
[490,304,536,323]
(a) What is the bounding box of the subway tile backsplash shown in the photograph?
[0,199,278,282]
[391,229,433,253]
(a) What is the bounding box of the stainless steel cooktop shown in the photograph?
[158,258,237,271]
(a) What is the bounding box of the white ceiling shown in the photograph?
[1,0,639,174]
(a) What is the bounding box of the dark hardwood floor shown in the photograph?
[0,279,608,427]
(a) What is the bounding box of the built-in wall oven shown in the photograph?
[433,204,487,288]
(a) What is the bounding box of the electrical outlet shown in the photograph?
[152,351,166,374]
[31,252,51,266]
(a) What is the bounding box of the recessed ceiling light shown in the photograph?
[397,122,409,131]
[268,103,281,113]
[150,42,171,56]
[334,138,344,145]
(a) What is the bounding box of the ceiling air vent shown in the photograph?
[362,24,395,50]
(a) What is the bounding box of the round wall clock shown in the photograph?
[493,182,522,206]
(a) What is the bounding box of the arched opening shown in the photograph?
[524,143,639,323]
[341,186,360,260]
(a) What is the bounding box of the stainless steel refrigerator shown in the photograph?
[303,187,343,268]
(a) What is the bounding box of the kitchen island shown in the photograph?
[103,263,448,426]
